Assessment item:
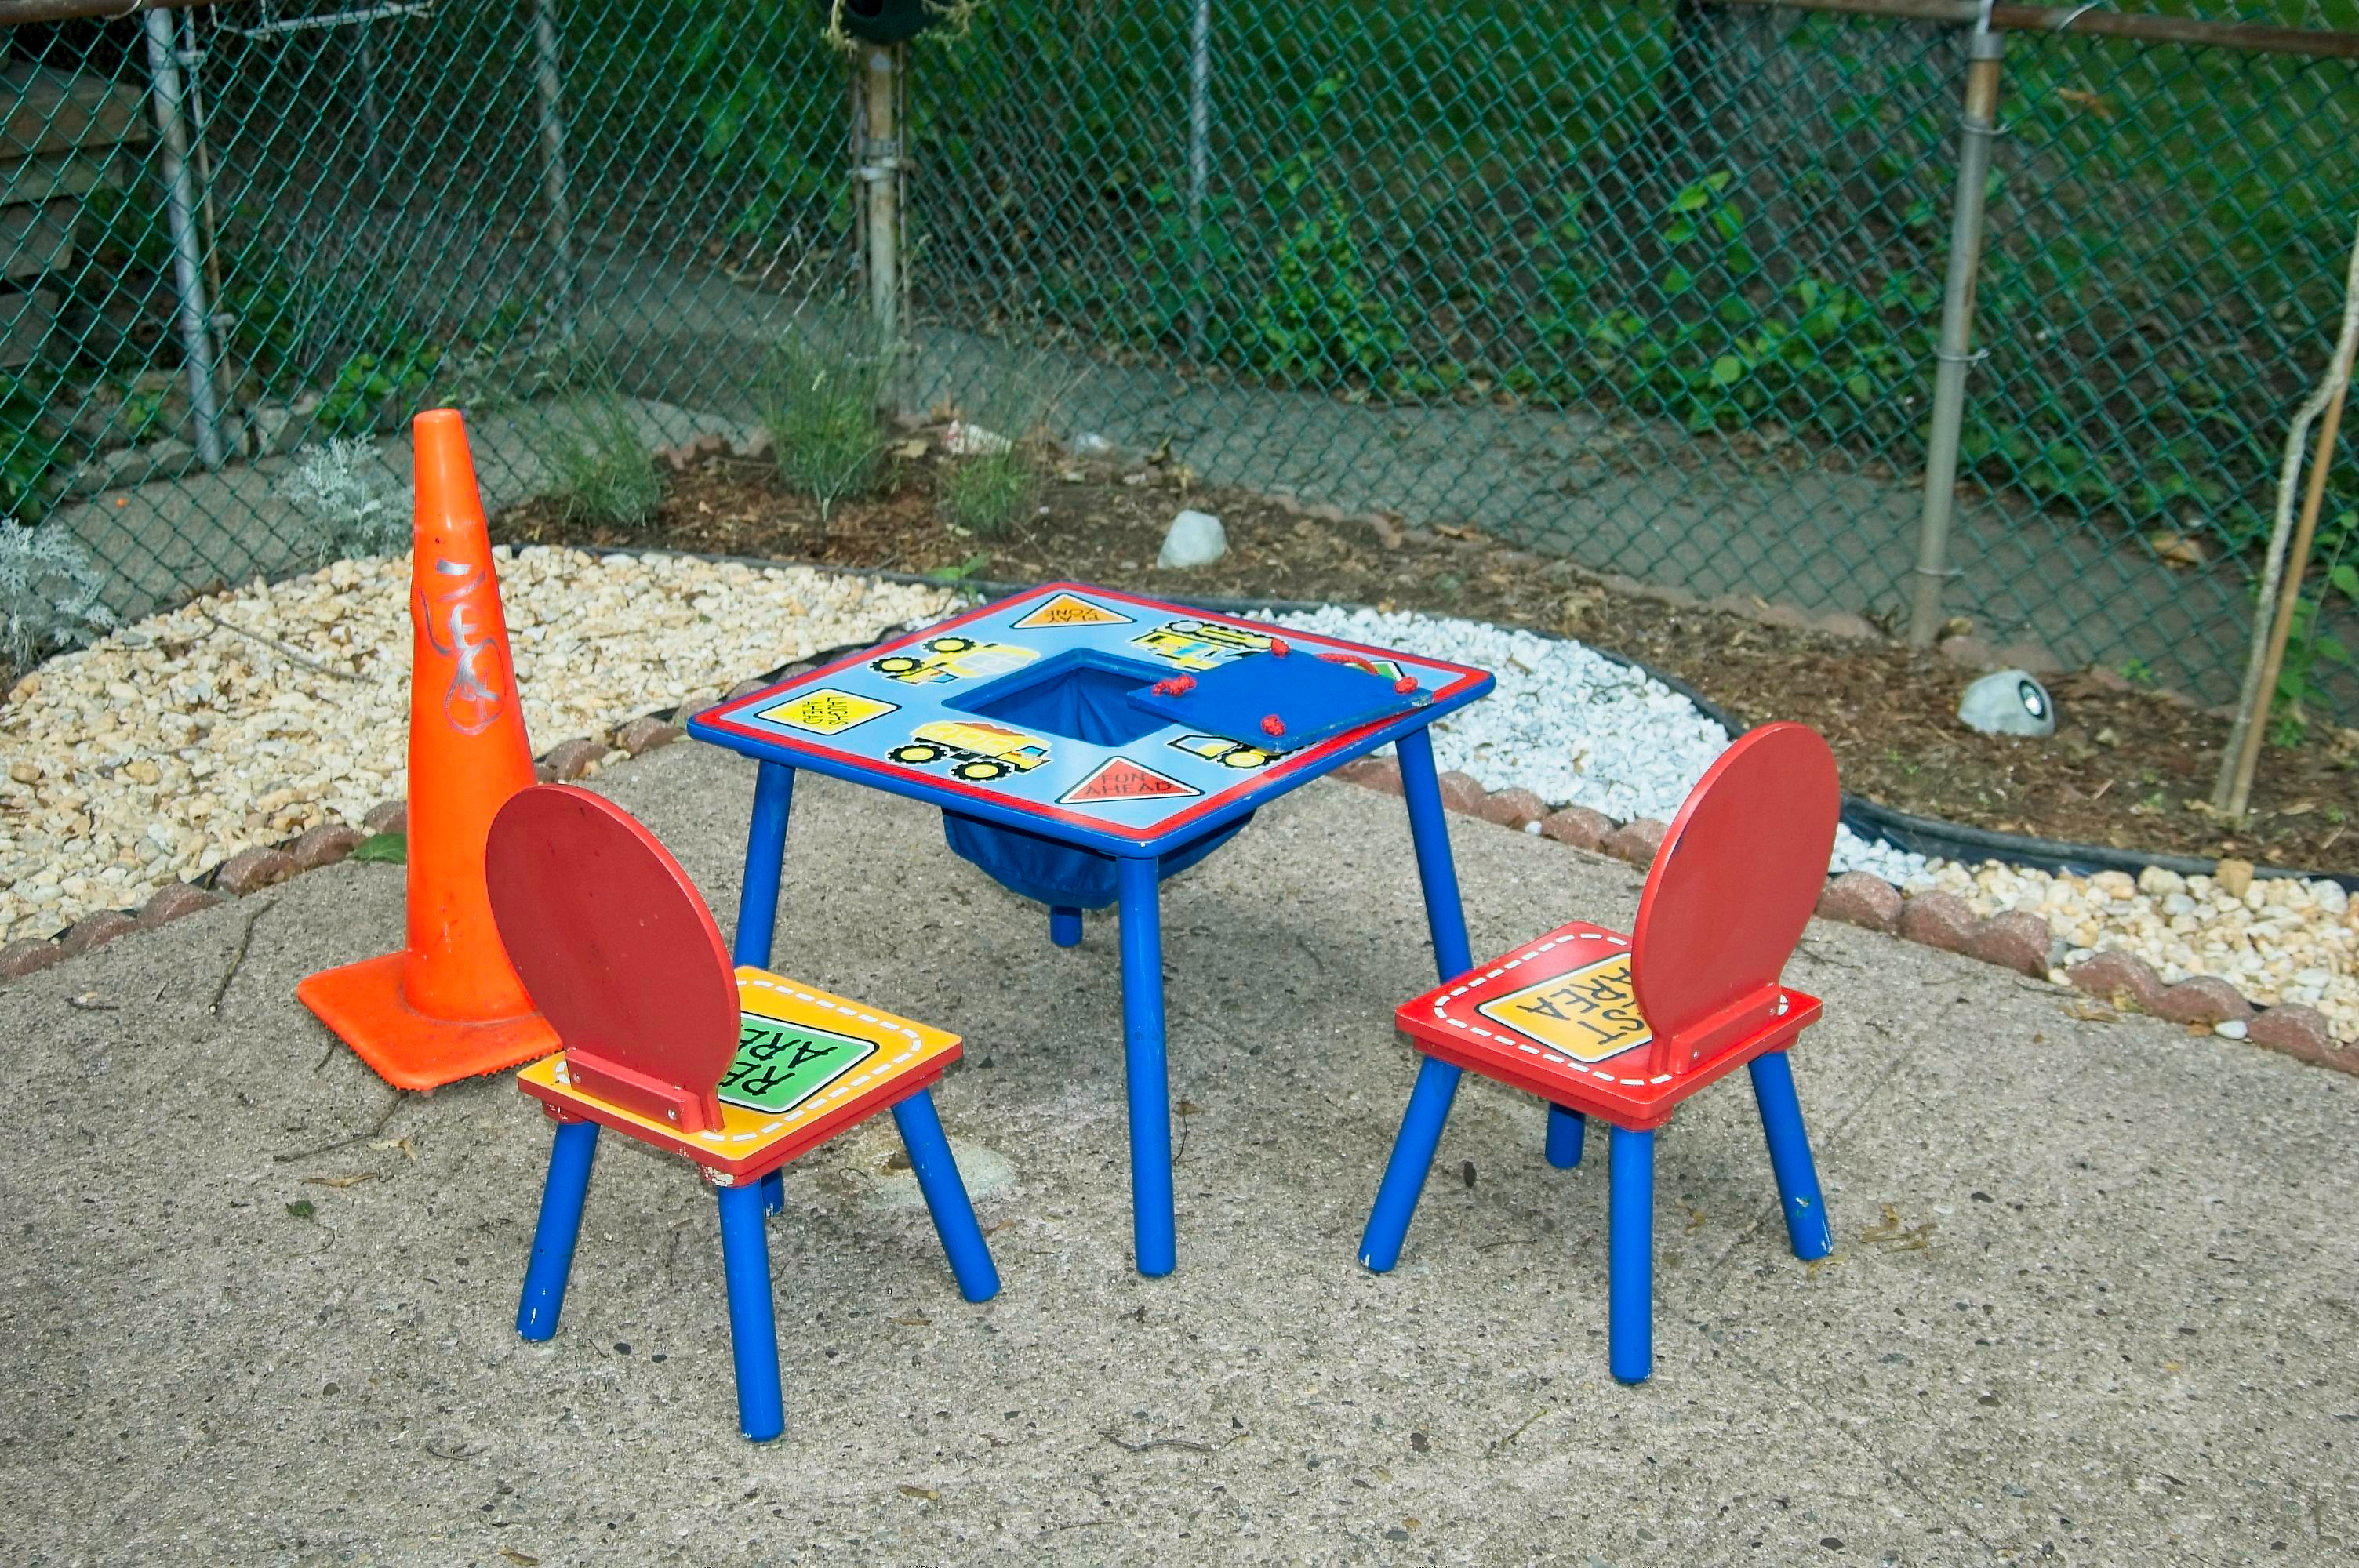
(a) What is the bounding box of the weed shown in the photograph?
[938,448,1038,535]
[1,521,116,668]
[926,551,994,584]
[2270,593,2354,750]
[277,437,407,565]
[537,395,664,530]
[756,328,893,521]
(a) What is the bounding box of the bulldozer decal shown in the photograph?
[1168,732,1277,770]
[889,720,1053,783]
[870,635,1039,686]
[1129,618,1271,671]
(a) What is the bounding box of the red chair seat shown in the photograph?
[1396,920,1821,1131]
[518,966,961,1185]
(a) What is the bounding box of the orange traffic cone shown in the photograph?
[298,409,558,1089]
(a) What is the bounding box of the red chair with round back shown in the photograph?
[487,785,1000,1442]
[1358,723,1841,1383]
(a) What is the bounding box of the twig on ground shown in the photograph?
[209,897,277,1018]
[199,608,364,682]
[1476,1236,1537,1252]
[1097,1428,1228,1456]
[272,1092,402,1163]
[1492,1408,1550,1450]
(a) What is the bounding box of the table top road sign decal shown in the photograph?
[1474,949,1654,1064]
[518,968,962,1181]
[692,583,1492,855]
[1012,590,1136,629]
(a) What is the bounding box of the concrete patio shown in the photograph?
[3,739,2354,1566]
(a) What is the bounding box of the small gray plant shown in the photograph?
[2,521,117,670]
[278,437,407,565]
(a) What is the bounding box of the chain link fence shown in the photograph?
[5,1,2355,723]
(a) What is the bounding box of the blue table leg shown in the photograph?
[1049,906,1084,948]
[1395,727,1474,982]
[715,1180,785,1442]
[1358,727,1480,1272]
[1115,854,1176,1278]
[1546,1103,1587,1170]
[1358,1054,1462,1272]
[1750,1051,1834,1261]
[759,1167,783,1216]
[891,1091,1001,1303]
[1608,1125,1655,1385]
[516,1120,599,1341]
[731,760,796,970]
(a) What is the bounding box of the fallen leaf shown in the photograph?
[500,1552,540,1566]
[898,1485,939,1502]
[284,1200,315,1220]
[369,1136,416,1161]
[894,438,929,459]
[2147,531,2207,568]
[1176,1099,1202,1116]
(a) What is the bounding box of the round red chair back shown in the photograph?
[485,785,740,1130]
[1630,723,1839,1073]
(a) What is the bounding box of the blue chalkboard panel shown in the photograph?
[1126,642,1429,754]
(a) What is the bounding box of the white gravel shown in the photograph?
[1267,605,1925,880]
[1,550,954,942]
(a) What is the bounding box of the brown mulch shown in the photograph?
[491,442,2359,875]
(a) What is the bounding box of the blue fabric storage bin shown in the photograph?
[942,810,1252,909]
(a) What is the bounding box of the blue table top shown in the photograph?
[689,583,1494,857]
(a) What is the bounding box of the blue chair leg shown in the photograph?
[1546,1103,1587,1169]
[1608,1125,1655,1385]
[1749,1051,1834,1261]
[1358,1054,1463,1272]
[730,760,796,969]
[891,1090,1001,1303]
[1395,727,1475,982]
[759,1167,784,1216]
[714,1180,786,1443]
[516,1120,599,1341]
[1115,854,1176,1278]
[1049,906,1084,948]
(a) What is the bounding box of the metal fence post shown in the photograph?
[532,0,580,340]
[142,8,225,470]
[1906,9,2005,647]
[1187,0,1213,362]
[858,42,905,409]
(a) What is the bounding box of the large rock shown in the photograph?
[1155,509,1227,568]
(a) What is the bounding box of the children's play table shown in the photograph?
[689,582,1493,1276]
